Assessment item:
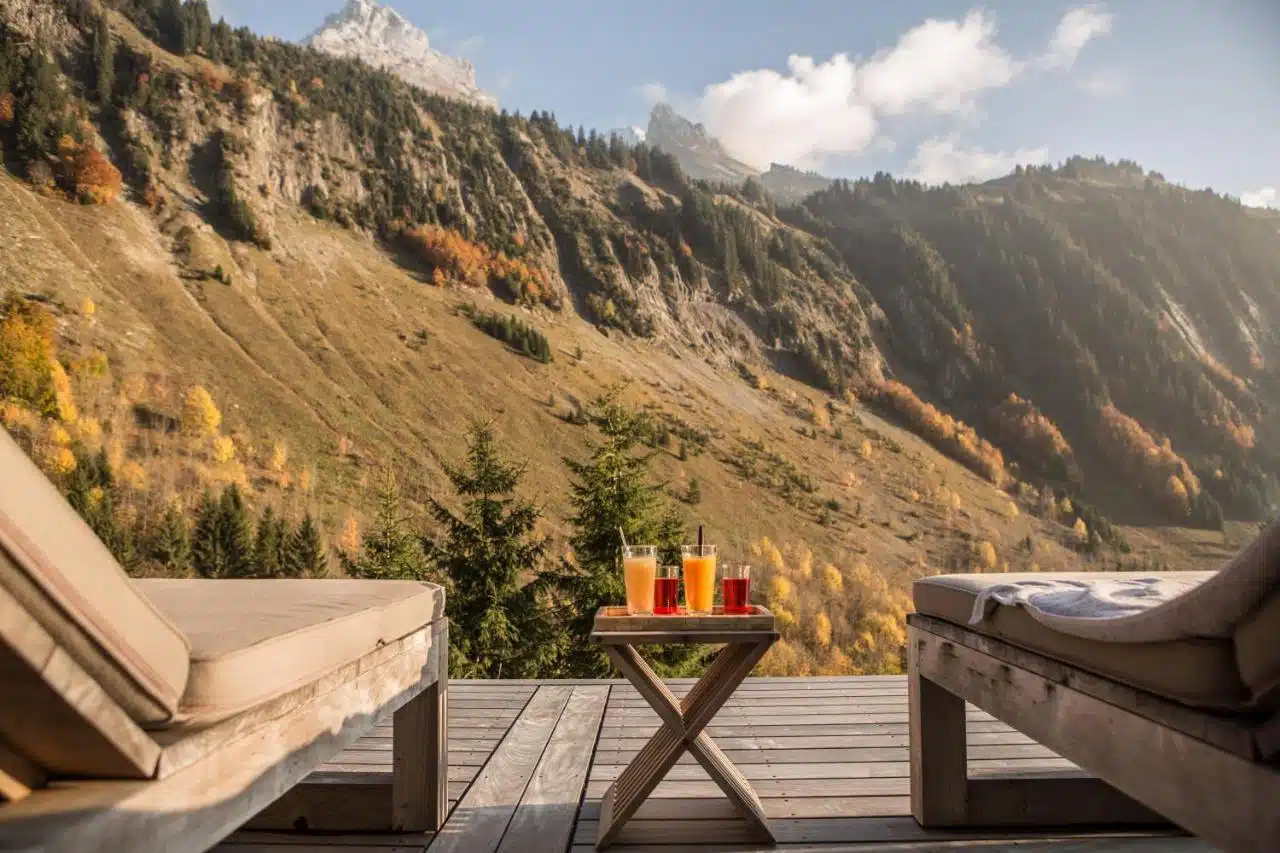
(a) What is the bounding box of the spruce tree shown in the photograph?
[341,470,432,580]
[149,504,191,575]
[426,422,560,679]
[285,512,328,577]
[540,392,695,677]
[219,484,255,577]
[253,505,287,577]
[192,485,253,577]
[92,14,115,104]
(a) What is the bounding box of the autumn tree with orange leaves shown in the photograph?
[872,380,1008,487]
[992,393,1081,486]
[400,225,552,304]
[1093,404,1221,527]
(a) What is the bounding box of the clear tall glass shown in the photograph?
[654,565,681,615]
[622,545,657,615]
[681,544,717,614]
[722,564,752,614]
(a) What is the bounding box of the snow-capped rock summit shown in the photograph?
[304,0,496,109]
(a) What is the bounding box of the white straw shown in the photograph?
[618,526,630,550]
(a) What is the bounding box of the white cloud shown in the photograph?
[697,54,878,170]
[687,9,1019,171]
[907,138,1050,185]
[1242,187,1280,209]
[1080,67,1127,97]
[654,5,1113,173]
[859,9,1020,116]
[1040,4,1114,70]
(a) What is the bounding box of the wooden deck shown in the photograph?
[219,677,1219,852]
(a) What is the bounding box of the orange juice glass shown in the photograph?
[681,544,717,614]
[623,546,657,615]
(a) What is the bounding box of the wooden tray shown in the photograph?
[592,605,774,633]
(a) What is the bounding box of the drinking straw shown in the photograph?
[618,526,630,550]
[697,524,704,550]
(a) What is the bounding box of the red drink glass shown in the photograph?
[654,565,681,615]
[722,564,751,614]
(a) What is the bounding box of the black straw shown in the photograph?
[697,524,704,550]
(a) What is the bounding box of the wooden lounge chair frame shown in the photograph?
[908,613,1280,853]
[0,576,449,853]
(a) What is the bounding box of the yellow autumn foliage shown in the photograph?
[821,564,843,594]
[182,386,222,438]
[769,575,794,605]
[975,540,998,571]
[813,611,832,648]
[268,441,288,473]
[44,445,76,475]
[211,435,236,464]
[339,513,361,554]
[120,461,148,491]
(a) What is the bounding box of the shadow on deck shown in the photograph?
[218,677,1217,852]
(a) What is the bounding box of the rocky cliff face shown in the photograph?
[644,104,758,184]
[637,106,833,204]
[304,0,496,109]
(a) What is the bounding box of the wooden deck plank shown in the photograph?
[495,685,610,853]
[425,685,572,853]
[567,839,1214,852]
[571,817,1201,847]
[242,677,1211,852]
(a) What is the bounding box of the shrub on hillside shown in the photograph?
[61,144,122,204]
[0,294,60,418]
[401,225,553,304]
[461,306,552,363]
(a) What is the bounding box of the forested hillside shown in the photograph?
[0,0,1274,678]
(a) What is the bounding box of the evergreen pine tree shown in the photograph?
[91,14,115,104]
[341,470,432,579]
[218,483,255,577]
[192,485,253,577]
[540,392,697,677]
[685,477,702,505]
[191,489,221,577]
[149,504,191,575]
[65,446,136,569]
[253,505,287,577]
[157,0,187,53]
[285,512,328,577]
[426,423,561,679]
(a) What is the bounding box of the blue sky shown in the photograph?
[210,0,1278,204]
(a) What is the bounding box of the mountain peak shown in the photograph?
[644,103,758,184]
[304,0,495,109]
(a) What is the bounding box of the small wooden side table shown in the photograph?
[590,606,779,850]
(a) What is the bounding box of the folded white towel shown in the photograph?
[969,575,1210,642]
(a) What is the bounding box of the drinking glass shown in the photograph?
[722,564,752,614]
[622,546,657,615]
[681,544,717,615]
[654,565,681,615]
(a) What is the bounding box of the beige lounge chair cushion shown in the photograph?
[914,572,1250,710]
[135,578,443,723]
[0,430,190,724]
[1236,587,1280,708]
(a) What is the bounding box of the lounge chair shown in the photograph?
[0,429,448,852]
[907,523,1280,853]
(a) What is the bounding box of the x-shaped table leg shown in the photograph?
[596,640,777,850]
